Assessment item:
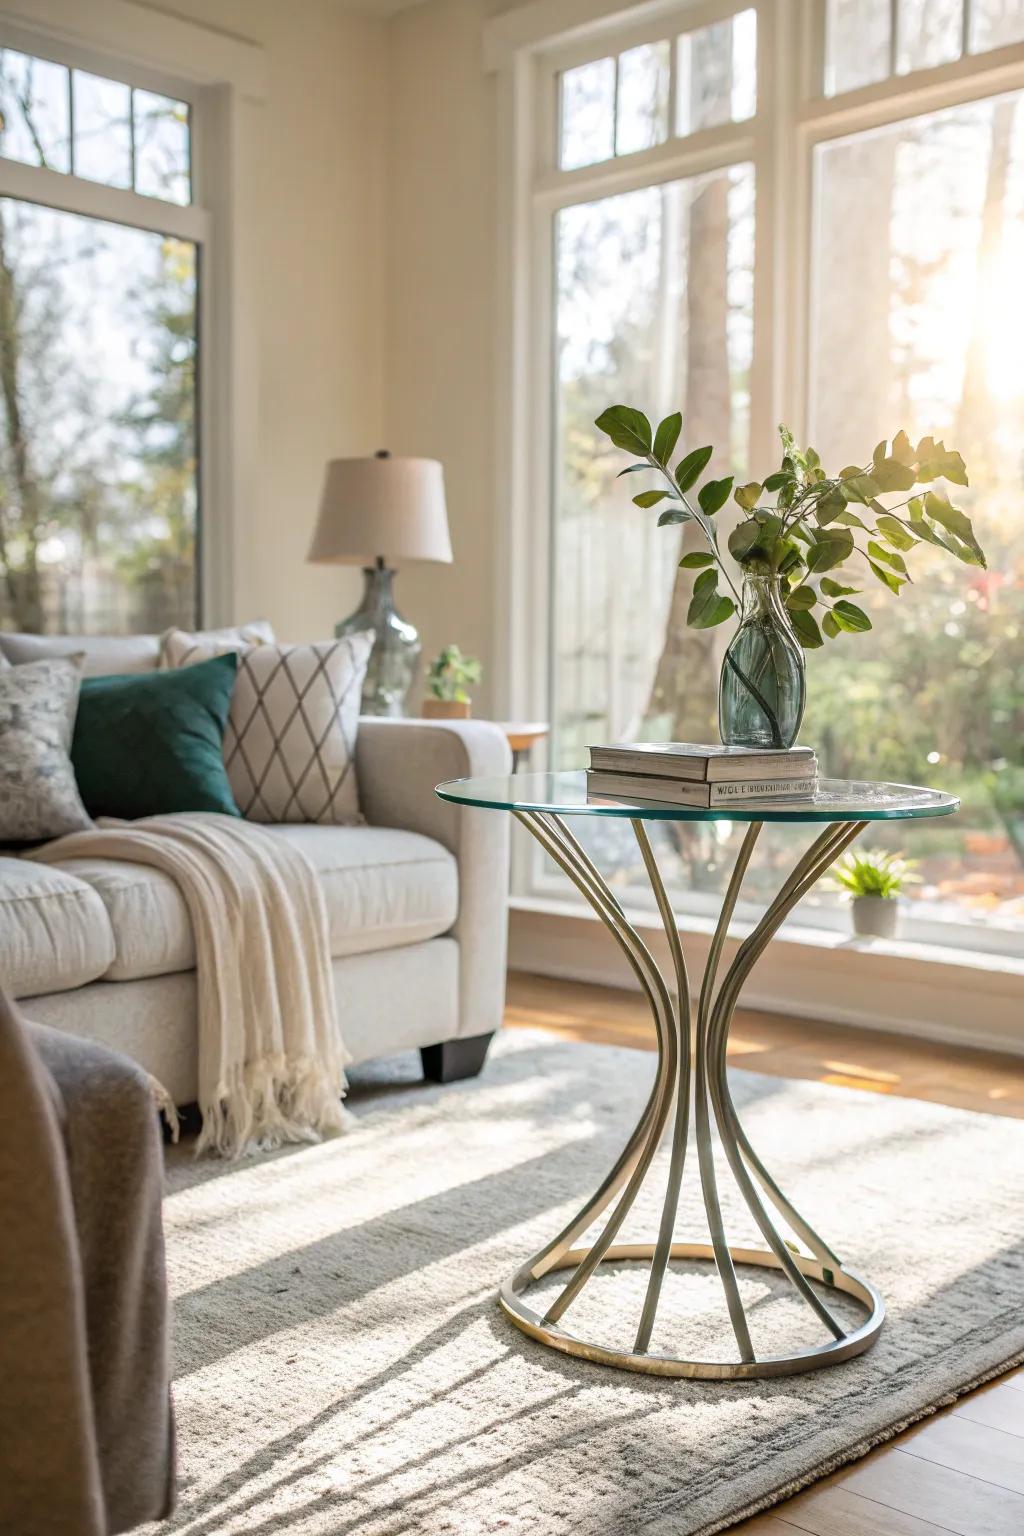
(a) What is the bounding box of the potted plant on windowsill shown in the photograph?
[826,849,921,939]
[594,408,986,750]
[422,644,481,719]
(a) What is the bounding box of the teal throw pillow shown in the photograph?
[71,652,240,819]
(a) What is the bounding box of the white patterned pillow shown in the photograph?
[160,630,373,824]
[0,656,91,841]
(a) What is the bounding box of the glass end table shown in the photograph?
[436,771,958,1381]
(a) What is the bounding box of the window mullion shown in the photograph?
[889,0,899,77]
[128,84,137,193]
[67,66,75,176]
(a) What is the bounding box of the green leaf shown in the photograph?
[820,576,858,598]
[924,491,986,565]
[876,515,917,551]
[653,411,682,466]
[594,405,653,456]
[917,441,969,487]
[814,489,847,525]
[806,527,855,572]
[822,610,840,639]
[728,517,766,563]
[831,599,873,633]
[833,509,870,530]
[616,463,655,478]
[777,545,804,576]
[698,475,734,515]
[657,508,688,526]
[734,480,762,511]
[841,473,880,505]
[675,445,713,492]
[763,470,793,492]
[891,429,915,466]
[868,558,905,594]
[678,550,715,568]
[867,540,908,575]
[790,608,824,649]
[686,569,736,629]
[871,456,917,492]
[785,584,817,611]
[633,489,670,508]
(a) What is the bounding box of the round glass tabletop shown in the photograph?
[435,770,959,824]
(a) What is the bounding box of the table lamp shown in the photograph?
[307,451,453,715]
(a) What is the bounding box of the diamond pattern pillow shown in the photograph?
[160,630,374,824]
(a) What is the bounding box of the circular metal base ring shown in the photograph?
[500,1241,885,1380]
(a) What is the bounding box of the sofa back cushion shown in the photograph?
[0,621,275,678]
[0,632,161,675]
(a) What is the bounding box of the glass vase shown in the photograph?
[718,573,806,749]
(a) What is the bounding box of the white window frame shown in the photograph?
[0,0,266,626]
[488,0,1024,963]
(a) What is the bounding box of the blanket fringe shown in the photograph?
[196,1053,354,1159]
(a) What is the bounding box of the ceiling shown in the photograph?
[330,0,429,15]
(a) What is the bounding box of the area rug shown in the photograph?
[153,1029,1024,1535]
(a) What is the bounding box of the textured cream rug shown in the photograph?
[155,1030,1024,1536]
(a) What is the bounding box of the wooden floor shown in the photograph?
[505,971,1024,1535]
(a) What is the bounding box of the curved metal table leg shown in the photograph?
[500,814,886,1380]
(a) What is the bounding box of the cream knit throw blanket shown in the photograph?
[30,813,351,1158]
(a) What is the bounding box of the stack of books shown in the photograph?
[586,742,818,807]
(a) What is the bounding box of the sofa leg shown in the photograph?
[421,1032,495,1085]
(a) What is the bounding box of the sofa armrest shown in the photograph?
[355,718,512,1040]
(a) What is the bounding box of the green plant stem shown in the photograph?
[649,455,741,603]
[724,650,785,749]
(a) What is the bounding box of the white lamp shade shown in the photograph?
[307,454,453,566]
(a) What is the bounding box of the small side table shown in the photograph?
[494,722,549,772]
[435,769,959,1380]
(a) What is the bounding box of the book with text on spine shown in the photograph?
[586,769,819,808]
[588,741,816,783]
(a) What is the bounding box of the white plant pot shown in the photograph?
[850,895,900,940]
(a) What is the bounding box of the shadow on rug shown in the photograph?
[153,1030,1024,1535]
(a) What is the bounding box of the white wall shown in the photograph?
[383,0,502,708]
[183,0,389,640]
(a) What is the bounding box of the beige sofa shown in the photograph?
[0,631,511,1104]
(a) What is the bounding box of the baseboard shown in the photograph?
[508,899,1024,1057]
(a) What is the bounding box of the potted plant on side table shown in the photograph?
[422,644,481,719]
[827,849,921,939]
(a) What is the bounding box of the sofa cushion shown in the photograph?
[53,859,196,982]
[0,632,162,675]
[0,858,115,998]
[0,622,275,677]
[267,825,458,957]
[55,824,458,982]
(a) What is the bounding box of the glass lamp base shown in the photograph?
[336,562,420,717]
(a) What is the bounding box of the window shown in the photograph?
[0,42,200,634]
[825,0,1024,95]
[0,49,190,201]
[517,2,1024,957]
[558,9,756,170]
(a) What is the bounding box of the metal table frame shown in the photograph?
[437,774,957,1380]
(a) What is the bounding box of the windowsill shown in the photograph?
[508,895,1024,1055]
[511,893,1024,976]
